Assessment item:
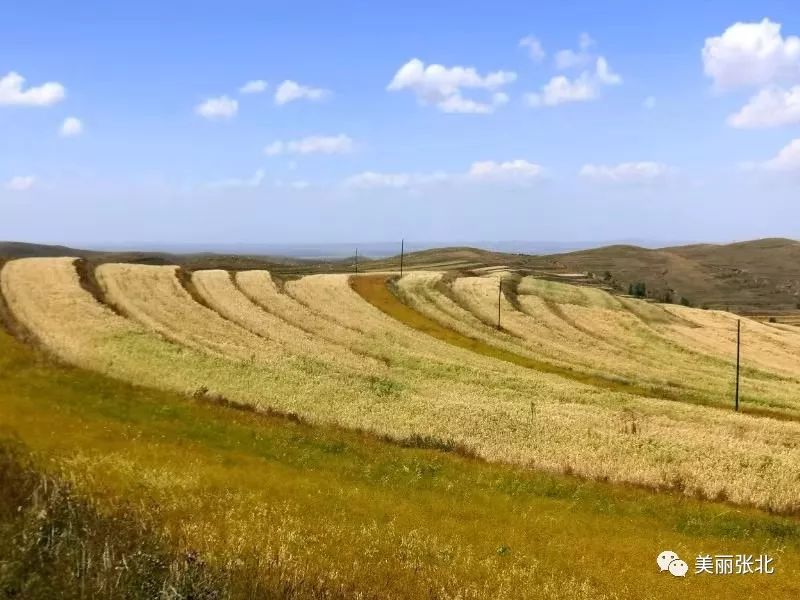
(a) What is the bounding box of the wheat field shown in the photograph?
[3,258,800,513]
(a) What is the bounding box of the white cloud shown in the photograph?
[526,57,621,107]
[519,36,545,62]
[468,159,543,181]
[750,138,800,172]
[344,171,418,189]
[702,19,800,89]
[595,57,621,85]
[0,71,65,106]
[387,58,516,114]
[728,85,800,128]
[5,175,36,191]
[642,96,656,109]
[208,169,266,188]
[274,80,330,105]
[195,95,238,119]
[437,91,509,114]
[554,49,590,70]
[59,116,83,137]
[579,161,671,183]
[344,159,543,189]
[578,33,595,50]
[264,134,354,156]
[239,80,268,94]
[554,33,595,70]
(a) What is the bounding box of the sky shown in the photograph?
[3,0,800,248]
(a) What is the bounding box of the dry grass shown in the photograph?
[2,328,800,599]
[407,272,800,417]
[3,259,800,513]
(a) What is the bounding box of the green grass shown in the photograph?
[1,328,799,598]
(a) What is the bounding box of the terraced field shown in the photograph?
[2,257,800,517]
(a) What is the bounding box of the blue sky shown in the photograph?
[3,1,800,247]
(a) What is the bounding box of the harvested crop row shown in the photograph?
[96,263,279,364]
[236,270,417,367]
[1,258,407,420]
[448,274,800,414]
[192,269,385,374]
[661,303,800,376]
[4,259,800,513]
[394,273,723,406]
[301,273,800,512]
[454,274,703,379]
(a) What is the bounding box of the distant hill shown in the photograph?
[521,238,800,311]
[3,238,800,311]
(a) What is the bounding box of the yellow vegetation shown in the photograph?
[3,258,800,512]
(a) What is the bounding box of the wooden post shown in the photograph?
[497,278,502,329]
[400,239,404,276]
[735,319,741,411]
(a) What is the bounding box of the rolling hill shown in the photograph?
[4,237,800,311]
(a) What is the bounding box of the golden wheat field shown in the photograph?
[2,257,800,518]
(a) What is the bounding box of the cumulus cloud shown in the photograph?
[728,85,800,128]
[239,80,268,94]
[5,175,36,191]
[208,169,266,188]
[264,134,354,156]
[344,159,543,189]
[526,57,621,107]
[703,19,800,89]
[59,116,83,137]
[195,95,238,119]
[579,161,671,183]
[519,36,545,62]
[642,96,656,109]
[748,138,800,172]
[274,80,330,105]
[387,58,516,114]
[0,71,65,106]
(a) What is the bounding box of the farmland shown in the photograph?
[2,253,800,598]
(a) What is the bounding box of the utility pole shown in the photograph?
[497,278,502,329]
[735,319,741,411]
[354,247,358,274]
[400,238,404,276]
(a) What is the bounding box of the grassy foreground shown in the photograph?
[0,328,799,598]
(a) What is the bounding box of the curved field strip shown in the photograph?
[235,270,420,367]
[0,258,359,412]
[662,304,800,376]
[5,259,800,513]
[192,269,385,374]
[552,300,800,413]
[96,263,281,364]
[454,275,722,384]
[456,274,800,416]
[390,272,753,411]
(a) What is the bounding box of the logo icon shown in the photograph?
[657,550,687,577]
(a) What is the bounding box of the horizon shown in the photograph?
[3,236,796,261]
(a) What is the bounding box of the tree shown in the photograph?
[628,281,647,298]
